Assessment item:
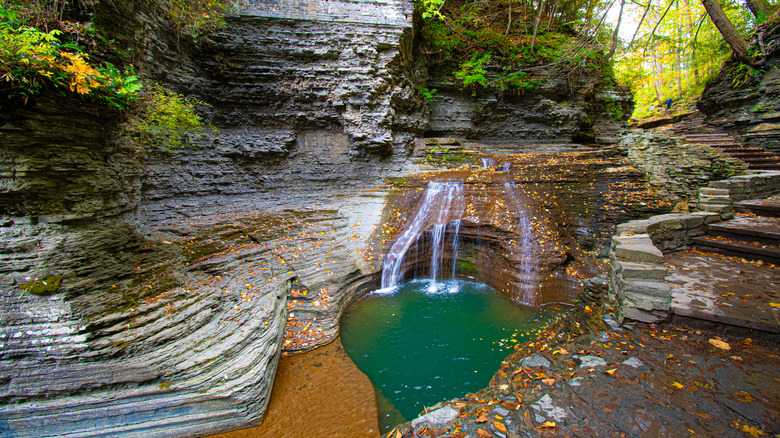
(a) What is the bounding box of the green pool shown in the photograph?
[340,279,563,432]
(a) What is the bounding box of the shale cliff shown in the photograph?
[698,18,780,153]
[0,0,635,436]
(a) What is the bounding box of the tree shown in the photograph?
[701,0,759,67]
[745,0,777,19]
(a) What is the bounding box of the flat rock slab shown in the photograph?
[666,251,780,332]
[416,319,780,438]
[708,216,780,242]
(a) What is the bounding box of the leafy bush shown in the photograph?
[127,84,217,151]
[0,2,141,108]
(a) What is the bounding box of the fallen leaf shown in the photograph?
[476,428,491,437]
[494,421,507,434]
[708,338,731,350]
[770,302,780,308]
[542,378,555,386]
[475,413,488,423]
[606,368,617,375]
[541,421,556,428]
[741,424,764,437]
[672,382,684,389]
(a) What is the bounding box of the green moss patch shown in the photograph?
[18,274,63,296]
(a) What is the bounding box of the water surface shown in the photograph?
[340,279,562,432]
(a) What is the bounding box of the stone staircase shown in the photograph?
[683,132,780,171]
[670,111,780,170]
[692,195,780,264]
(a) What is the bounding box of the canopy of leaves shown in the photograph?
[419,0,620,94]
[614,0,769,118]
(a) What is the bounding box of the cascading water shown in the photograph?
[500,162,512,172]
[381,182,465,290]
[481,157,496,168]
[504,182,541,305]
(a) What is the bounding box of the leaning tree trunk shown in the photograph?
[701,0,759,67]
[606,0,625,59]
[746,0,776,18]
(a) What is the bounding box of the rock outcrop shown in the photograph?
[697,19,780,153]
[425,64,633,145]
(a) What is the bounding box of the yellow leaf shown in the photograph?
[672,382,684,389]
[708,338,731,350]
[741,424,764,437]
[584,305,592,314]
[606,368,617,375]
[770,302,780,308]
[494,421,507,434]
[541,421,556,428]
[476,428,491,437]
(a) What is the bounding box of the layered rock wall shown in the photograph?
[617,130,746,205]
[697,20,780,153]
[425,66,633,145]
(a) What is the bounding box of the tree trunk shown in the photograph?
[530,0,544,51]
[701,0,758,67]
[606,0,625,59]
[684,0,700,84]
[746,0,776,18]
[652,38,665,104]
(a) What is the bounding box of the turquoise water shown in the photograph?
[340,279,563,432]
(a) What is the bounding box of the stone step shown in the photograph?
[734,199,780,217]
[722,151,775,157]
[740,157,780,164]
[692,236,780,264]
[750,164,780,170]
[684,133,732,138]
[703,142,742,147]
[706,217,780,245]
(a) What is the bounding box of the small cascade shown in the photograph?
[481,157,496,169]
[504,182,541,305]
[500,162,512,172]
[381,182,465,289]
[450,219,461,279]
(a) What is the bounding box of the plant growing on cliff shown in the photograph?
[127,84,217,151]
[417,0,618,96]
[0,2,141,108]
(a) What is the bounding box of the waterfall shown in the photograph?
[481,157,496,168]
[504,182,540,305]
[450,219,461,279]
[381,182,464,289]
[500,162,512,172]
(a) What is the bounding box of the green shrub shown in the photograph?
[127,84,217,151]
[0,3,141,108]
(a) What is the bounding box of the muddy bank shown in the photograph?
[203,338,379,438]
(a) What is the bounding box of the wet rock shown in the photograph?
[530,394,568,424]
[411,406,459,428]
[622,356,644,368]
[576,355,608,369]
[520,353,551,369]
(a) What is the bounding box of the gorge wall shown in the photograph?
[0,0,637,436]
[697,19,780,153]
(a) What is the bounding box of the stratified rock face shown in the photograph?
[697,20,780,153]
[0,96,141,220]
[425,65,633,145]
[132,0,425,216]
